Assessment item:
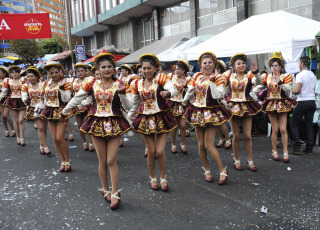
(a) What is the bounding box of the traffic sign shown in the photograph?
[75,45,86,61]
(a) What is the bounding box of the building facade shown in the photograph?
[34,0,66,39]
[69,0,320,56]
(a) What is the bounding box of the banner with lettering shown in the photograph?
[0,13,51,39]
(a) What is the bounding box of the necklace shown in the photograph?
[144,79,153,89]
[101,79,113,91]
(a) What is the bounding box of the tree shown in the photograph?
[9,39,41,66]
[40,36,68,55]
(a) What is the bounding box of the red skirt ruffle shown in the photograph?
[183,104,232,127]
[262,98,297,113]
[228,100,261,117]
[4,98,26,110]
[72,105,89,116]
[41,107,73,120]
[80,115,130,138]
[132,110,177,134]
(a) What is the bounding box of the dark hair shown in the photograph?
[96,56,116,81]
[27,69,40,81]
[0,69,8,77]
[300,56,310,69]
[9,67,20,73]
[270,59,283,67]
[176,62,187,75]
[141,58,158,68]
[232,56,247,66]
[199,54,216,67]
[160,64,166,71]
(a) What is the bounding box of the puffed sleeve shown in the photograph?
[127,79,141,121]
[59,80,72,102]
[118,79,133,111]
[182,76,195,106]
[248,71,264,100]
[209,74,226,99]
[62,77,95,115]
[0,78,9,100]
[157,73,178,98]
[21,83,29,103]
[280,73,293,94]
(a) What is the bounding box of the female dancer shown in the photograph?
[128,54,178,192]
[119,64,138,147]
[73,63,94,152]
[62,53,131,210]
[0,66,15,137]
[215,60,232,149]
[167,60,193,154]
[40,61,73,172]
[227,54,262,171]
[183,52,230,185]
[21,67,51,154]
[0,65,26,145]
[260,54,296,163]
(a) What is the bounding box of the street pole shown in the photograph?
[65,0,75,67]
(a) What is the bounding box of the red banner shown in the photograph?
[0,13,52,39]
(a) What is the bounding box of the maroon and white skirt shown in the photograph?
[183,104,232,127]
[80,115,131,138]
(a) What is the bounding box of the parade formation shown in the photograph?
[1,49,317,212]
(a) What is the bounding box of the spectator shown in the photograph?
[67,68,74,78]
[290,56,317,155]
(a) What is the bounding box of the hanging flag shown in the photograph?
[0,13,52,39]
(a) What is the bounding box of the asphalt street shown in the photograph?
[0,117,320,230]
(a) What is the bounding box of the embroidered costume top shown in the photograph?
[127,73,178,119]
[226,70,262,102]
[190,72,226,108]
[261,73,293,99]
[119,74,139,95]
[21,82,45,107]
[44,79,72,107]
[0,78,25,100]
[62,76,130,118]
[169,75,194,103]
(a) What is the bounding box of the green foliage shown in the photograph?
[40,36,68,55]
[9,39,41,65]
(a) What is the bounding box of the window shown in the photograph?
[198,0,236,29]
[160,0,190,37]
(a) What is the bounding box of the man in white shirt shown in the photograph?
[291,56,317,155]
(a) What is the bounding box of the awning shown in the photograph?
[117,36,189,64]
[83,49,126,64]
[157,35,214,62]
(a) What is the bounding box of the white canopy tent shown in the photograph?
[157,35,213,62]
[184,11,320,66]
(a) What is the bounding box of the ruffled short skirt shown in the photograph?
[228,100,261,117]
[166,100,186,117]
[41,107,74,120]
[132,110,177,134]
[183,104,232,127]
[25,106,37,120]
[72,105,89,116]
[262,98,297,113]
[5,98,26,110]
[80,115,130,138]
